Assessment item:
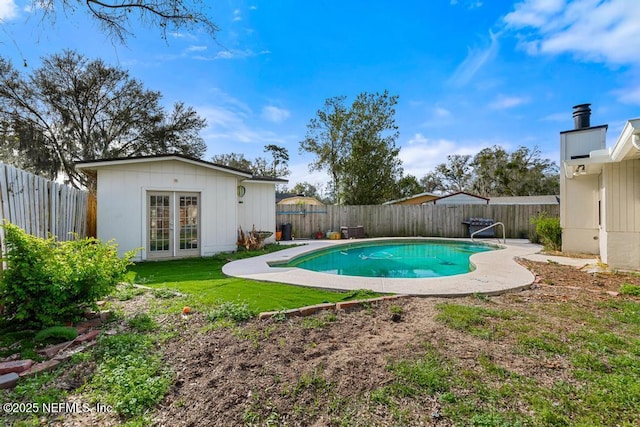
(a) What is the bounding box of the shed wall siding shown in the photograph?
[96,160,239,260]
[237,182,277,242]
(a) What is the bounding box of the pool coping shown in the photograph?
[222,237,545,296]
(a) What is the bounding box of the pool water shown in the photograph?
[279,240,496,278]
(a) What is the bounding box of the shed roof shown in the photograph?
[75,154,287,183]
[383,191,440,205]
[278,195,324,205]
[432,191,489,203]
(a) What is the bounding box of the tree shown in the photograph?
[289,182,320,198]
[342,91,402,205]
[422,145,559,197]
[210,153,252,171]
[211,144,290,178]
[419,172,446,194]
[258,144,290,178]
[394,175,424,200]
[469,146,509,197]
[0,50,207,189]
[432,154,473,193]
[300,91,402,204]
[21,0,218,44]
[299,96,350,202]
[471,146,559,196]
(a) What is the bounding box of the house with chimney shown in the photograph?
[560,104,640,270]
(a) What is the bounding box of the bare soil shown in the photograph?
[56,258,640,426]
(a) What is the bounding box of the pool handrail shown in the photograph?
[470,221,505,244]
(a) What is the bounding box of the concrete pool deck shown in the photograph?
[222,238,598,297]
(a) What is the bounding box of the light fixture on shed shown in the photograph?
[573,164,587,177]
[237,185,246,203]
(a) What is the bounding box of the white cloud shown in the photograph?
[193,49,270,60]
[488,94,530,110]
[194,89,293,158]
[448,30,499,87]
[613,84,640,105]
[399,133,488,177]
[186,45,207,52]
[421,106,454,127]
[504,0,640,65]
[261,105,291,123]
[287,161,330,189]
[0,0,18,20]
[450,0,483,8]
[541,111,570,122]
[233,9,242,21]
[434,107,452,119]
[169,32,198,41]
[504,0,565,28]
[199,105,287,147]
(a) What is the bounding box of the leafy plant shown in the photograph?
[207,301,255,323]
[89,333,171,418]
[0,223,137,327]
[530,212,562,251]
[127,313,157,333]
[114,283,147,301]
[619,283,640,297]
[34,326,78,344]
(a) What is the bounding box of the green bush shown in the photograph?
[0,223,136,327]
[34,326,78,344]
[207,301,255,323]
[530,213,562,251]
[619,284,640,297]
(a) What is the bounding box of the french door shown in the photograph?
[148,192,200,258]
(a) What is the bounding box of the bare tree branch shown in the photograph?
[30,0,219,44]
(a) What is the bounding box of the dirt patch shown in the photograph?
[44,260,640,425]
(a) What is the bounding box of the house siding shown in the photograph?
[602,159,640,269]
[559,126,606,255]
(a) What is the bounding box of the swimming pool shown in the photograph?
[273,240,498,278]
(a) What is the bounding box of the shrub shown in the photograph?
[127,313,157,333]
[619,284,640,297]
[34,326,78,344]
[530,212,562,251]
[207,301,255,323]
[0,223,136,327]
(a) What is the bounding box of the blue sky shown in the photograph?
[2,0,639,192]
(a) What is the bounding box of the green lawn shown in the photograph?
[126,247,378,313]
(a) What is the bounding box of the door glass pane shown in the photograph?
[149,195,171,252]
[179,195,198,250]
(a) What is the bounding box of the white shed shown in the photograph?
[76,155,286,261]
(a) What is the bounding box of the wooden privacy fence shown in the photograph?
[0,162,90,241]
[276,203,560,240]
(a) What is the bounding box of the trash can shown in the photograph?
[281,223,293,241]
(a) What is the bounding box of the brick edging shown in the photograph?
[258,294,411,320]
